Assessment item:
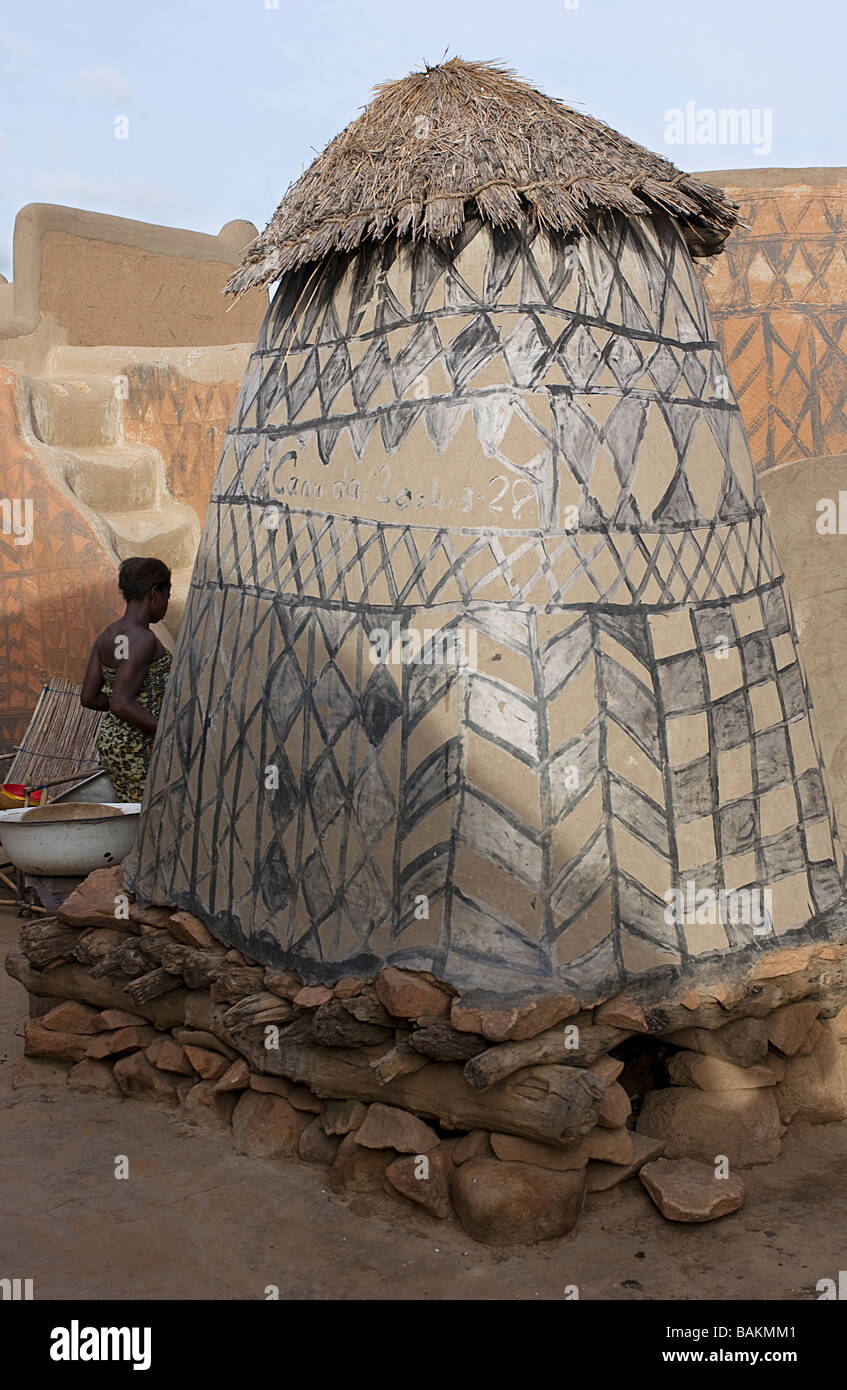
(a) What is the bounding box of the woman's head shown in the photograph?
[118,557,171,622]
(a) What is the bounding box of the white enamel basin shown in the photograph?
[0,803,141,875]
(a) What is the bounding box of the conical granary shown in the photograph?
[126,59,847,1004]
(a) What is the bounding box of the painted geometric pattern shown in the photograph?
[0,375,120,750]
[130,579,844,999]
[128,212,847,999]
[198,500,779,610]
[122,364,242,528]
[216,211,761,539]
[700,183,847,469]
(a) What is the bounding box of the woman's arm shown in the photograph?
[80,644,110,712]
[108,631,159,734]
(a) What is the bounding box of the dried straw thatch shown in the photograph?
[227,57,739,294]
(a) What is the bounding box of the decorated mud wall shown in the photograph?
[0,369,119,749]
[127,210,847,1005]
[699,168,847,472]
[121,359,246,530]
[0,204,265,752]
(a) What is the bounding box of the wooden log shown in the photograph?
[210,963,265,1003]
[313,999,392,1049]
[222,992,297,1029]
[135,929,225,986]
[5,952,199,1029]
[154,940,192,973]
[599,953,847,1035]
[408,1020,488,1062]
[150,936,224,986]
[464,1017,632,1091]
[183,992,213,1030]
[370,1040,429,1084]
[610,986,787,1034]
[226,1030,605,1148]
[72,928,129,966]
[125,967,182,1004]
[275,1015,316,1044]
[137,929,176,964]
[166,946,224,988]
[207,1002,313,1056]
[89,939,149,981]
[19,918,79,970]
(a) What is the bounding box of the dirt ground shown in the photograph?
[1,903,845,1301]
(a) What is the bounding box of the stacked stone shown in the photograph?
[631,997,847,1172]
[6,867,847,1244]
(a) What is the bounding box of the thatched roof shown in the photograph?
[226,58,739,294]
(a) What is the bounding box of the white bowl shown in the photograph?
[0,803,141,876]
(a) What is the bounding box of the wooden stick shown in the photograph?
[463,1019,632,1091]
[226,1029,605,1148]
[5,952,195,1028]
[125,967,183,1004]
[370,1040,429,1084]
[19,917,78,969]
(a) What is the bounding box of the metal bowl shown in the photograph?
[0,803,141,876]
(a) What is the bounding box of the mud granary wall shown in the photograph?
[128,205,847,1006]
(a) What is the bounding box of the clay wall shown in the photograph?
[0,204,266,369]
[0,369,119,750]
[699,168,847,472]
[0,205,266,753]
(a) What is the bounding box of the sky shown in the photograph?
[0,0,844,281]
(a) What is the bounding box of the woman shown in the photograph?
[81,557,173,803]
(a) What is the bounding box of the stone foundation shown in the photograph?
[7,867,847,1245]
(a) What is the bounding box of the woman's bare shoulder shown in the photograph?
[94,621,119,662]
[95,621,158,665]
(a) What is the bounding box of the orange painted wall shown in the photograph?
[122,362,242,526]
[0,370,120,750]
[699,178,847,470]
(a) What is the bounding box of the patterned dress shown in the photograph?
[97,651,172,803]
